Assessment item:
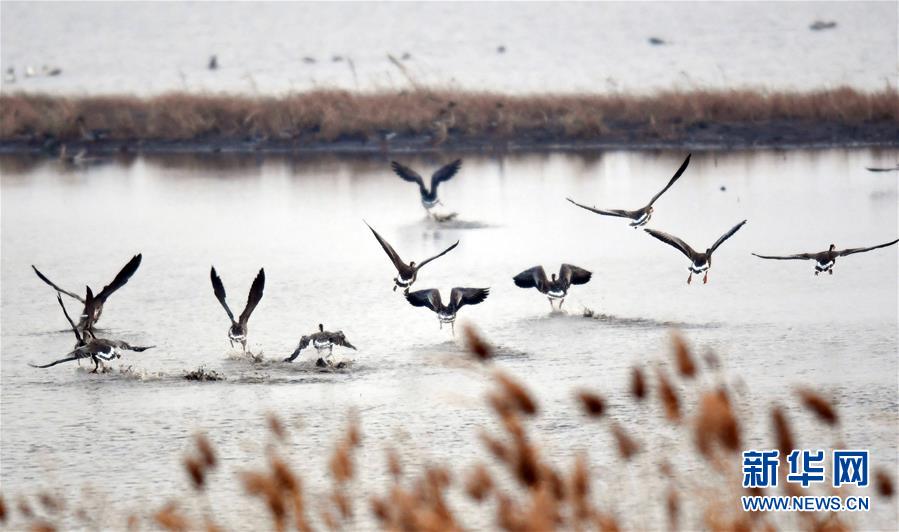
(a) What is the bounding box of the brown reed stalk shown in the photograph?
[576,391,606,417]
[796,388,839,425]
[631,367,647,401]
[671,331,697,378]
[657,369,681,422]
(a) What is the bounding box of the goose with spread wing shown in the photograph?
[752,238,899,275]
[644,220,747,284]
[30,295,154,373]
[391,159,462,214]
[32,253,142,334]
[513,264,592,310]
[567,154,691,228]
[210,267,265,353]
[283,324,357,366]
[365,221,459,292]
[405,287,489,333]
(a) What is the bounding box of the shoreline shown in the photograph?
[1,88,897,155]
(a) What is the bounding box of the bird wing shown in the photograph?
[29,350,86,368]
[210,266,235,322]
[405,288,442,312]
[710,220,748,253]
[107,340,154,352]
[751,252,815,261]
[332,332,357,350]
[450,287,490,309]
[32,265,85,302]
[365,221,410,275]
[238,268,265,327]
[513,266,549,290]
[647,153,691,206]
[415,240,460,270]
[56,294,83,344]
[559,264,592,287]
[644,228,698,259]
[838,238,899,257]
[95,254,142,303]
[391,161,427,194]
[284,336,312,362]
[429,159,462,193]
[566,198,633,218]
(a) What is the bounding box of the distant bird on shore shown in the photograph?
[4,67,15,83]
[365,221,459,292]
[513,264,592,310]
[30,295,153,373]
[752,238,899,276]
[405,287,489,333]
[567,153,691,228]
[391,159,462,216]
[644,220,747,284]
[210,267,265,354]
[76,116,110,142]
[32,253,142,334]
[57,145,89,165]
[283,324,356,367]
[865,165,899,172]
[809,20,837,31]
[208,55,218,70]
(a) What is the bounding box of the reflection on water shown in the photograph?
[1,148,897,529]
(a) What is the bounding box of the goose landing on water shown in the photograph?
[405,287,489,334]
[365,221,459,292]
[29,295,154,373]
[513,264,592,310]
[752,238,899,276]
[567,154,691,228]
[210,267,265,354]
[644,220,747,284]
[390,159,462,217]
[283,324,357,367]
[32,253,142,336]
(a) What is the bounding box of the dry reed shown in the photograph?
[2,87,896,148]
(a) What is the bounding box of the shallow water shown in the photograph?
[1,149,897,529]
[1,1,896,95]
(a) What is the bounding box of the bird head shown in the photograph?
[829,244,836,251]
[409,261,416,268]
[551,273,557,282]
[318,323,324,332]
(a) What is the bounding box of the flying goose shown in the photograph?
[390,159,462,214]
[210,267,265,353]
[567,153,691,228]
[30,295,153,373]
[283,324,357,366]
[365,221,459,292]
[405,287,489,333]
[513,264,592,310]
[644,220,747,284]
[752,238,899,275]
[32,253,142,334]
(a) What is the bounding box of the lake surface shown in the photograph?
[1,149,897,529]
[1,1,896,95]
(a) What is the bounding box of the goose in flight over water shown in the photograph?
[513,264,592,310]
[567,153,691,228]
[365,221,459,292]
[644,220,747,284]
[405,287,489,334]
[391,159,462,215]
[752,238,899,275]
[32,253,142,335]
[210,267,265,353]
[283,324,357,367]
[30,295,154,373]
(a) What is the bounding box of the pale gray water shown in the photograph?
[1,149,898,529]
[1,1,896,95]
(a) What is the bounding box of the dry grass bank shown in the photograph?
[1,87,897,151]
[1,328,894,530]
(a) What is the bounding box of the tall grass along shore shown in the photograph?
[1,87,897,154]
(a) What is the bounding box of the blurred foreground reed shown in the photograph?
[1,326,894,531]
